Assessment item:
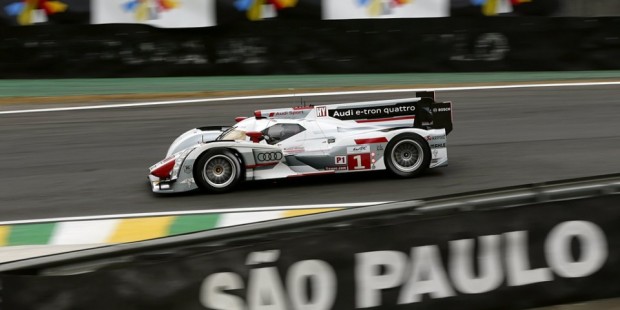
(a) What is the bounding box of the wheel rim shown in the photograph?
[203,155,236,188]
[391,139,424,173]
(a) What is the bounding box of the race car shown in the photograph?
[148,92,453,193]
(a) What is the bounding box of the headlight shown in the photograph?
[171,147,196,180]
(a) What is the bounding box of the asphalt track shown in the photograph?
[1,85,620,221]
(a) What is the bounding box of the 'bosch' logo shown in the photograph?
[257,152,283,162]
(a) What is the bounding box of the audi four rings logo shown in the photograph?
[257,152,283,162]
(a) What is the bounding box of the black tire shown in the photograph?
[194,149,242,193]
[384,133,431,178]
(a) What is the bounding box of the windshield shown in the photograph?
[217,128,247,141]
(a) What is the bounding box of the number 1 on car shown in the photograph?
[348,153,371,170]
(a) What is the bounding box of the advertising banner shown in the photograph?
[91,0,215,28]
[2,195,619,309]
[323,0,449,19]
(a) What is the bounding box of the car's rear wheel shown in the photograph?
[385,133,431,178]
[194,150,242,193]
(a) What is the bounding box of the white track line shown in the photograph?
[1,81,619,115]
[0,202,391,226]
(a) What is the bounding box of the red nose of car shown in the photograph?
[150,157,175,179]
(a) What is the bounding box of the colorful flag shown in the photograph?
[4,0,67,25]
[233,0,298,21]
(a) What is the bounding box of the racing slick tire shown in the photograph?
[385,133,431,178]
[194,149,242,193]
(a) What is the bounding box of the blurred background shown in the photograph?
[1,0,620,78]
[1,1,620,310]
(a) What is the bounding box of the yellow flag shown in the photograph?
[368,0,382,16]
[247,0,265,21]
[135,2,149,21]
[482,0,498,16]
[18,0,38,25]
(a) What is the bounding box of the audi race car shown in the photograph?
[148,91,453,193]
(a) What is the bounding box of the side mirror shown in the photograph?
[246,131,264,143]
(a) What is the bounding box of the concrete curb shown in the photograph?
[0,208,339,247]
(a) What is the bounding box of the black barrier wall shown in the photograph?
[2,194,619,310]
[1,17,620,78]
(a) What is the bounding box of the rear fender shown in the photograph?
[383,128,448,168]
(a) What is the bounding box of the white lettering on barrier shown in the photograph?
[288,260,337,310]
[506,231,553,286]
[200,272,245,310]
[545,221,608,278]
[449,235,503,294]
[198,221,609,309]
[398,246,455,304]
[355,251,408,308]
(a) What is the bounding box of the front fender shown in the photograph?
[166,126,230,157]
[183,141,283,182]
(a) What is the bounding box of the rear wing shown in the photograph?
[254,91,453,134]
[318,91,453,134]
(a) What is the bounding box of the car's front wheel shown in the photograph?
[385,133,431,178]
[194,150,242,193]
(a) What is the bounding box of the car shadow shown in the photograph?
[149,169,445,197]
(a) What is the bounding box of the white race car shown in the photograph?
[148,92,453,193]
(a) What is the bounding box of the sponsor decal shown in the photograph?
[328,103,415,120]
[347,145,370,154]
[270,110,305,117]
[255,151,283,162]
[327,138,336,144]
[329,102,417,120]
[433,107,451,112]
[430,143,446,148]
[283,146,305,154]
[335,156,347,165]
[377,144,384,151]
[426,135,446,141]
[325,166,348,171]
[316,106,328,117]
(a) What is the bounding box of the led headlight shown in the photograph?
[171,147,196,180]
